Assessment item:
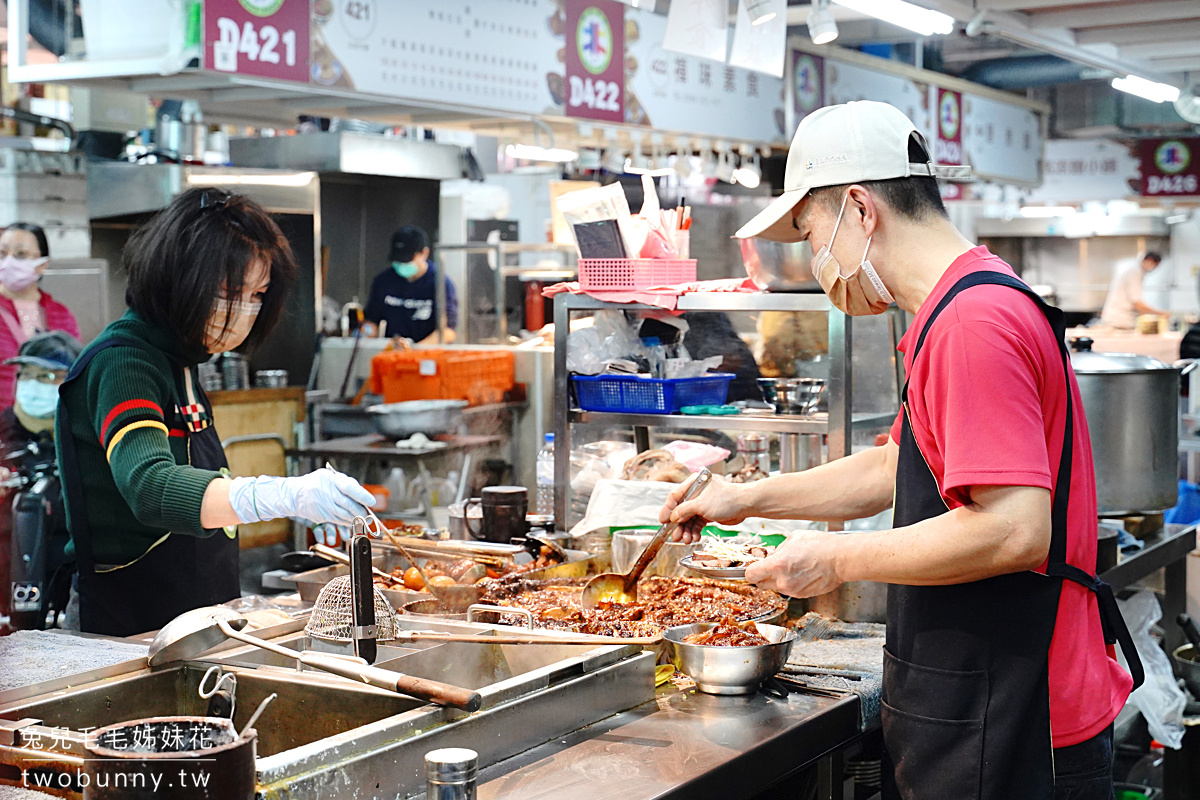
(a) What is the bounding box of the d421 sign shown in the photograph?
[205,0,309,83]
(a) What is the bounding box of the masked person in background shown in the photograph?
[57,189,376,637]
[364,225,458,344]
[0,223,80,411]
[0,332,82,633]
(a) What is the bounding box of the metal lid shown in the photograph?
[1069,338,1174,374]
[426,747,478,782]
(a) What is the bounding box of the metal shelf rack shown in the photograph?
[551,291,905,527]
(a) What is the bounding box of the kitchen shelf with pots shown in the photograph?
[552,291,906,528]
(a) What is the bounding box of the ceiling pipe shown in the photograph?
[960,54,1092,90]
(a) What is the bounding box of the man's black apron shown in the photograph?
[58,338,239,637]
[881,271,1143,800]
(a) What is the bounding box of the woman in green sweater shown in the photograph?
[57,188,374,636]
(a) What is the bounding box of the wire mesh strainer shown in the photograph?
[305,575,399,642]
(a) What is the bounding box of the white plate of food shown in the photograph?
[679,540,775,581]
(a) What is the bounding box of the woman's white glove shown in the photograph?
[229,469,375,531]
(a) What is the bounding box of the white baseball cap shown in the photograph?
[735,101,971,242]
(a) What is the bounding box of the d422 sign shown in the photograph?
[568,76,620,113]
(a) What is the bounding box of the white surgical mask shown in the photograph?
[16,378,58,419]
[809,192,894,316]
[205,298,262,353]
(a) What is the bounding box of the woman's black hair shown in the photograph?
[5,223,50,258]
[123,187,298,354]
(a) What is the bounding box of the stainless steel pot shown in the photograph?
[1069,337,1187,515]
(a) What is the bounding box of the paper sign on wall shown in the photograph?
[728,0,787,78]
[662,0,728,63]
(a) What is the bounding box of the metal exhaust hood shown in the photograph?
[975,213,1169,238]
[228,132,463,180]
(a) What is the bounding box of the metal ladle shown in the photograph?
[581,469,712,610]
[147,606,482,711]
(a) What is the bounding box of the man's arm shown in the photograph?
[662,441,898,542]
[1133,300,1166,316]
[744,484,1051,597]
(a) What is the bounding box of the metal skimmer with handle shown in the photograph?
[306,575,399,643]
[581,469,712,610]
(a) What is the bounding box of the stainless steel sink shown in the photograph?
[0,619,656,799]
[0,663,423,758]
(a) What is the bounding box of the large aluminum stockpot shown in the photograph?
[1069,337,1187,515]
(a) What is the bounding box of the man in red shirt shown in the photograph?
[661,101,1139,800]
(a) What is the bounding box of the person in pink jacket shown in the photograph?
[0,223,80,410]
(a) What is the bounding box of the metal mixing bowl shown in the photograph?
[1173,644,1200,698]
[757,377,826,415]
[664,622,797,695]
[739,238,820,292]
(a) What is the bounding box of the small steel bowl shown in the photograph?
[664,622,797,695]
[757,377,826,415]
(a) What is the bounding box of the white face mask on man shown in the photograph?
[809,191,894,316]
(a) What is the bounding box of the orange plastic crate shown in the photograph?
[370,349,515,406]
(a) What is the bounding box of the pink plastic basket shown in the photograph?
[577,258,697,292]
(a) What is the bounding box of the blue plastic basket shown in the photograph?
[572,373,735,414]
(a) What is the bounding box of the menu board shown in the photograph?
[824,59,931,135]
[961,94,1041,185]
[1024,139,1139,203]
[622,9,787,142]
[310,0,564,117]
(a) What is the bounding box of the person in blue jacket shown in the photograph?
[364,226,457,344]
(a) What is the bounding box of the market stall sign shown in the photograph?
[204,0,309,83]
[935,88,963,166]
[1139,138,1200,197]
[564,0,625,123]
[792,52,824,125]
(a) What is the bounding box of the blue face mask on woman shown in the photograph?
[16,378,59,419]
[393,261,420,279]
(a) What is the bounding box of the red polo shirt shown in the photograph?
[889,245,1132,748]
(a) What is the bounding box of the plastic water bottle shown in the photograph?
[536,433,555,516]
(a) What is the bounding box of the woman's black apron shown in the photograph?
[881,271,1143,800]
[58,338,239,637]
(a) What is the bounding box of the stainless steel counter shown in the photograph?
[461,686,863,800]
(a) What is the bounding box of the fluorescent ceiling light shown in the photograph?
[1111,75,1180,104]
[831,0,954,36]
[505,143,578,163]
[743,0,777,25]
[1019,205,1076,218]
[625,164,675,176]
[807,2,839,44]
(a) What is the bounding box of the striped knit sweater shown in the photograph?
[56,310,222,566]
